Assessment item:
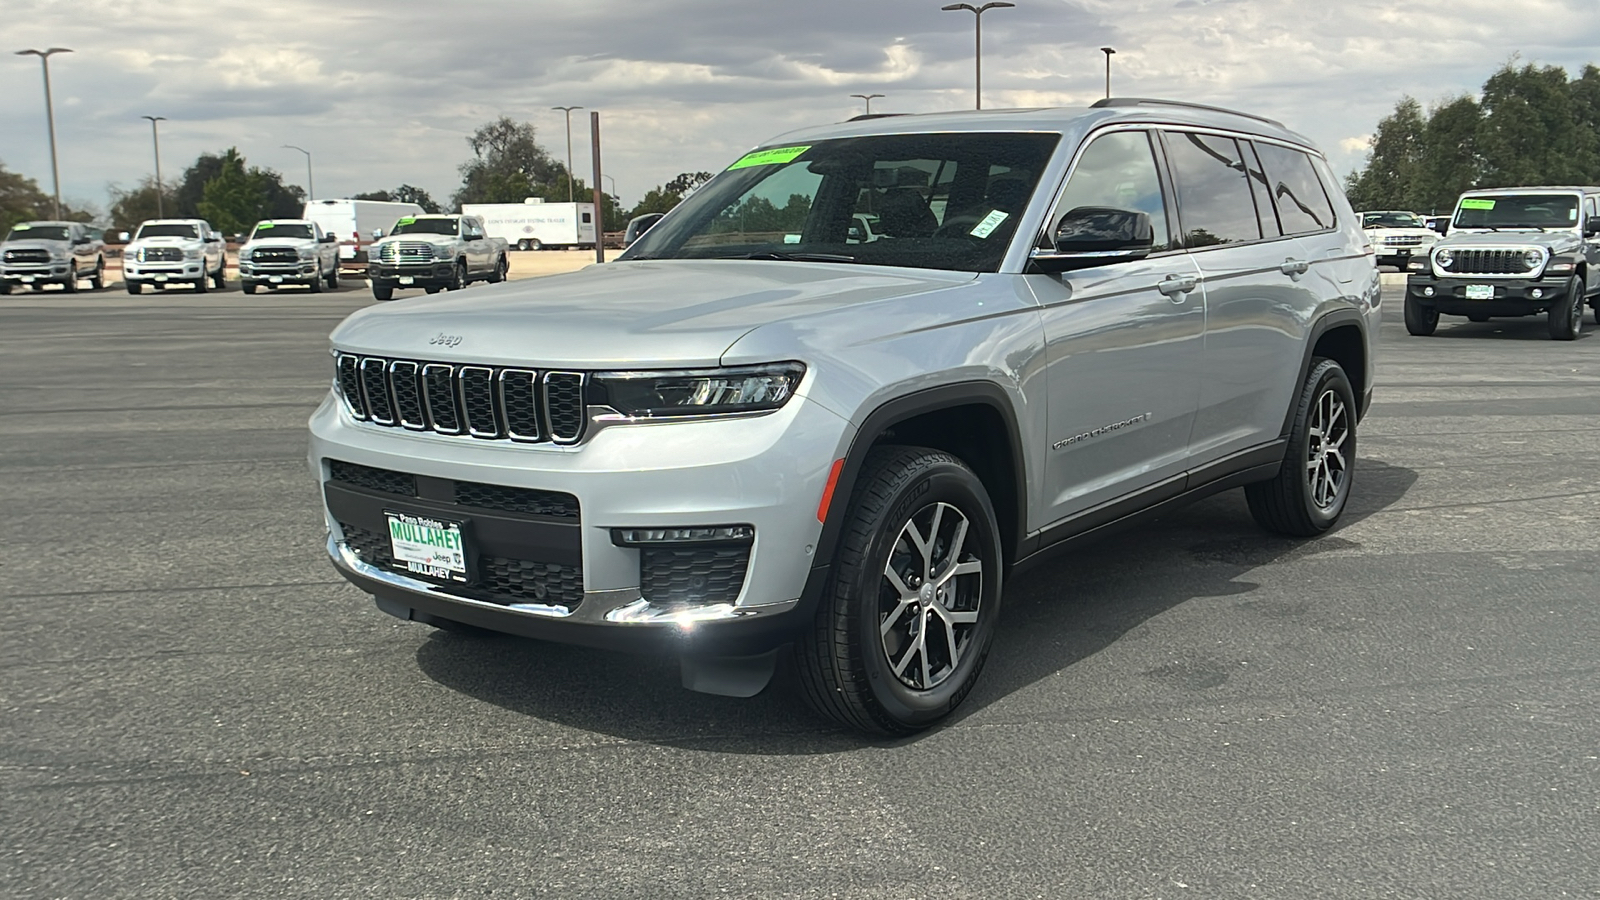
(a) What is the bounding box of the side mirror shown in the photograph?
[372,229,384,240]
[73,236,90,245]
[1584,220,1600,238]
[118,231,131,242]
[320,233,336,243]
[1031,207,1154,271]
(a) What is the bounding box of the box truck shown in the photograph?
[460,199,597,251]
[303,199,425,267]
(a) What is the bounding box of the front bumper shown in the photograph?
[367,262,454,286]
[241,261,319,285]
[309,390,851,654]
[124,261,204,282]
[1406,272,1571,315]
[1,264,71,285]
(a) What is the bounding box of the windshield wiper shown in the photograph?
[713,251,857,263]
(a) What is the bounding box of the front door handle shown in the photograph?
[1280,258,1310,276]
[1157,274,1199,298]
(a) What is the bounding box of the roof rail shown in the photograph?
[1090,97,1284,128]
[847,113,909,122]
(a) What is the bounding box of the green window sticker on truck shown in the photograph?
[1460,199,1496,210]
[728,145,811,170]
[396,216,416,226]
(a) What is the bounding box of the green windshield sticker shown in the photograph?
[1460,198,1496,210]
[395,216,416,226]
[12,224,29,230]
[970,209,1010,239]
[256,223,274,229]
[728,145,811,170]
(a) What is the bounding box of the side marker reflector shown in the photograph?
[817,458,845,523]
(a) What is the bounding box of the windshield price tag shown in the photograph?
[1460,199,1496,210]
[728,145,811,170]
[970,210,1010,238]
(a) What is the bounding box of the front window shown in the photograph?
[251,223,315,241]
[5,225,70,242]
[1363,211,1424,229]
[390,217,459,236]
[622,132,1062,273]
[135,223,198,239]
[1454,194,1579,230]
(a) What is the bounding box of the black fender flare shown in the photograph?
[1283,307,1371,435]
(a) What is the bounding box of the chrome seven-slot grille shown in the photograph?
[376,242,435,264]
[336,352,588,444]
[139,246,184,262]
[1441,248,1535,276]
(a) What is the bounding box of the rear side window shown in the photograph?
[1254,143,1336,234]
[1162,131,1261,247]
[1241,142,1283,239]
[1055,130,1172,252]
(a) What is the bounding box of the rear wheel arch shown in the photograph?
[1286,310,1368,433]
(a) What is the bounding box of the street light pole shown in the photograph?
[282,144,313,201]
[1100,47,1116,99]
[940,3,1013,110]
[141,115,167,218]
[850,93,885,116]
[16,47,72,220]
[552,106,583,203]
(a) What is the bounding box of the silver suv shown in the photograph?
[310,99,1379,734]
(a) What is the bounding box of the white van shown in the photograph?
[303,199,424,266]
[460,199,597,250]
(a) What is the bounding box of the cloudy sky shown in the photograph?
[3,0,1598,217]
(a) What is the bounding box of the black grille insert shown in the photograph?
[390,361,425,429]
[339,522,584,610]
[328,460,417,496]
[1445,248,1532,276]
[453,481,579,518]
[360,357,394,424]
[640,546,751,608]
[334,353,588,444]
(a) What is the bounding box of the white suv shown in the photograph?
[311,99,1380,733]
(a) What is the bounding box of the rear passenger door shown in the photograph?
[1160,130,1321,466]
[1028,128,1205,528]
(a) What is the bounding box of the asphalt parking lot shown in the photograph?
[3,277,1598,899]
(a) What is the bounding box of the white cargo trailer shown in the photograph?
[460,199,597,251]
[303,199,424,265]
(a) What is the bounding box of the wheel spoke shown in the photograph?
[942,615,961,670]
[891,632,921,678]
[884,565,915,599]
[938,558,982,588]
[919,627,933,687]
[939,607,980,625]
[937,517,969,578]
[881,597,915,637]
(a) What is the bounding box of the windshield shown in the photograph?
[4,225,71,242]
[621,132,1062,272]
[136,223,199,239]
[1453,194,1579,230]
[250,223,315,241]
[390,217,458,236]
[1362,212,1423,228]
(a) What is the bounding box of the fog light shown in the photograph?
[1530,288,1544,299]
[1423,286,1435,297]
[612,525,754,546]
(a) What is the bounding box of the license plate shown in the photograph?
[155,274,169,282]
[20,275,36,283]
[398,276,415,285]
[269,275,284,284]
[385,511,469,582]
[1466,284,1494,300]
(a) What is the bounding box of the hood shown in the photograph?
[375,233,455,247]
[2,239,68,253]
[331,259,975,368]
[1435,229,1580,251]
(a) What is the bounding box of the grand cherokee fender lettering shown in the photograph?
[1052,412,1152,450]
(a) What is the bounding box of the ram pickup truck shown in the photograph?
[365,214,509,301]
[122,218,228,294]
[1359,210,1437,268]
[238,219,341,294]
[0,220,106,293]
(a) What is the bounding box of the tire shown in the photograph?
[516,239,531,251]
[424,285,441,294]
[0,281,10,295]
[211,263,226,290]
[372,283,394,301]
[1592,300,1600,326]
[529,239,543,251]
[1547,277,1583,341]
[449,261,466,291]
[326,264,339,289]
[126,281,142,295]
[1467,313,1490,323]
[193,271,208,294]
[1403,293,1438,336]
[89,257,105,290]
[308,270,323,293]
[488,255,507,283]
[62,264,78,293]
[797,446,1003,735]
[1245,358,1357,537]
[242,282,257,295]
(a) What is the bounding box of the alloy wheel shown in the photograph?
[878,501,984,691]
[1305,388,1350,509]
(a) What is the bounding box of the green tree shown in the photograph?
[452,117,568,208]
[197,148,267,235]
[625,172,719,220]
[353,184,443,214]
[108,177,180,231]
[0,159,92,231]
[1477,62,1594,187]
[1344,96,1426,211]
[1413,95,1482,213]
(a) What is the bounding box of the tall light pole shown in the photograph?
[552,106,582,203]
[851,93,885,116]
[282,144,313,201]
[141,115,167,218]
[1100,47,1116,99]
[16,47,72,219]
[940,3,1013,110]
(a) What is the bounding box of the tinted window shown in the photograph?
[1453,193,1579,229]
[1241,142,1282,238]
[1254,143,1336,234]
[1163,132,1260,247]
[5,225,71,241]
[135,223,199,239]
[1056,130,1171,252]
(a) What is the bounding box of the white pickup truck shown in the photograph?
[122,218,228,294]
[364,214,509,301]
[237,219,341,294]
[0,220,107,293]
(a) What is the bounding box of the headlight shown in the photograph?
[298,248,314,260]
[591,362,806,418]
[1521,249,1544,270]
[433,245,451,259]
[239,248,253,261]
[1547,258,1576,274]
[1406,257,1428,271]
[1435,248,1454,269]
[184,246,202,259]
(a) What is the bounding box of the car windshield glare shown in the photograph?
[621,132,1062,273]
[5,225,71,242]
[390,218,458,236]
[1454,194,1579,229]
[136,224,199,239]
[1363,212,1422,228]
[252,224,314,240]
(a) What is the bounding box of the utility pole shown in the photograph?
[589,111,605,265]
[851,93,885,116]
[1101,47,1116,99]
[940,3,1014,110]
[282,144,313,201]
[16,48,72,219]
[142,115,167,218]
[552,106,583,203]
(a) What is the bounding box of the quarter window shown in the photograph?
[1055,130,1172,252]
[1163,131,1261,247]
[1254,143,1336,235]
[1241,142,1283,239]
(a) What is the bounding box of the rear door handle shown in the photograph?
[1157,275,1199,298]
[1280,258,1310,276]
